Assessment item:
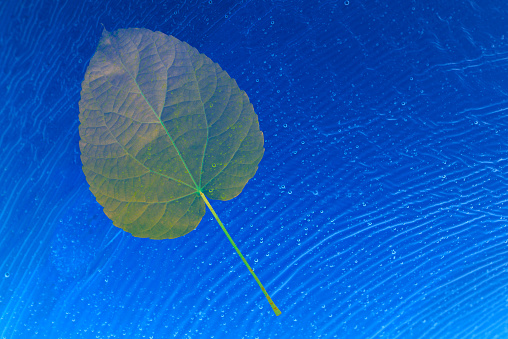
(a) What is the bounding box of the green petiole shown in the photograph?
[199,191,281,316]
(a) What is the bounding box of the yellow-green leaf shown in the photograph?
[78,28,280,316]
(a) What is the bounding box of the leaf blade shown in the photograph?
[79,28,264,239]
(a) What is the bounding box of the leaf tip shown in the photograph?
[100,24,111,40]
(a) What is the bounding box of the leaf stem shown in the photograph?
[199,192,281,316]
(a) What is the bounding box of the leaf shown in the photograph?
[79,28,281,316]
[78,28,264,240]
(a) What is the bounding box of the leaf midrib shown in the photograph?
[115,41,199,192]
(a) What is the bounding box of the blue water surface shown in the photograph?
[1,0,508,338]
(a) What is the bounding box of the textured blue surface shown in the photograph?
[1,0,508,338]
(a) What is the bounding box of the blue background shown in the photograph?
[1,0,508,338]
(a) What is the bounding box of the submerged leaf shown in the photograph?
[79,28,264,239]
